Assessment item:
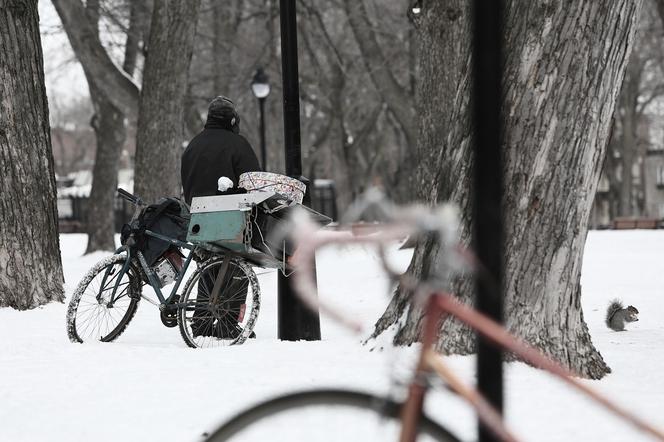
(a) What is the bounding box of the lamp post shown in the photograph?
[473,1,504,441]
[278,0,321,341]
[251,67,270,171]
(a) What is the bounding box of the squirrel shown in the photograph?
[605,299,639,331]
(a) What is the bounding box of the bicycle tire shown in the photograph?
[66,254,141,343]
[204,389,461,442]
[177,256,260,348]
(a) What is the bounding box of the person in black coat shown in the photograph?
[181,96,261,205]
[181,96,260,339]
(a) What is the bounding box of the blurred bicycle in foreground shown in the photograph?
[204,189,664,442]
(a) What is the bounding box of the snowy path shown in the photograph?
[1,231,663,441]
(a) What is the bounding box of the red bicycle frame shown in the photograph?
[398,293,664,442]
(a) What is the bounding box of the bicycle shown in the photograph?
[203,190,664,441]
[66,188,270,348]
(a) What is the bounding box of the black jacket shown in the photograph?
[181,124,260,205]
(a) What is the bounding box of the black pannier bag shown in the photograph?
[121,197,190,266]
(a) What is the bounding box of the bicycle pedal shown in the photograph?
[160,310,178,328]
[160,295,179,328]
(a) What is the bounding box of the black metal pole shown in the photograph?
[472,1,504,441]
[259,97,267,170]
[277,0,321,341]
[280,0,301,178]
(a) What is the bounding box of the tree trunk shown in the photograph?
[620,104,636,216]
[54,0,143,253]
[134,0,201,203]
[617,53,641,217]
[604,119,621,221]
[212,0,230,95]
[373,1,642,379]
[122,0,151,77]
[79,0,128,253]
[0,0,64,309]
[85,84,125,253]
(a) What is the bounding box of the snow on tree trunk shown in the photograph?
[373,1,642,379]
[0,0,64,309]
[134,0,200,203]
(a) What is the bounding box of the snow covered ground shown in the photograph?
[1,231,663,441]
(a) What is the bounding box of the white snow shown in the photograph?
[1,231,664,441]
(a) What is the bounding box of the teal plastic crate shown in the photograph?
[187,209,248,251]
[185,193,331,268]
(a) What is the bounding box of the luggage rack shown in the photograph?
[186,192,331,270]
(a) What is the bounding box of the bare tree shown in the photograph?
[133,0,201,203]
[373,1,643,379]
[84,0,130,252]
[604,1,664,218]
[183,0,417,212]
[0,0,64,309]
[289,0,417,207]
[342,0,416,149]
[52,0,423,220]
[53,0,143,252]
[51,1,140,119]
[50,97,96,175]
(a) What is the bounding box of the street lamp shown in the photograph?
[251,67,270,171]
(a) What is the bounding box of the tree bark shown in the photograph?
[373,1,642,379]
[0,0,64,309]
[134,0,201,203]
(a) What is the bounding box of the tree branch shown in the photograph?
[52,0,140,119]
[122,1,150,76]
[342,0,416,147]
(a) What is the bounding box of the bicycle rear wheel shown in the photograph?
[204,389,460,442]
[66,254,141,343]
[178,256,260,348]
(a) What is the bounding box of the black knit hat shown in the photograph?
[208,96,236,121]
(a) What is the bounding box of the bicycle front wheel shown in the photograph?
[178,256,260,348]
[204,389,460,442]
[66,254,141,343]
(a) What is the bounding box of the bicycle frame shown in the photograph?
[398,293,664,442]
[102,229,197,310]
[110,228,253,316]
[285,207,664,442]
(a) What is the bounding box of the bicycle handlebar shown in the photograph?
[117,188,144,206]
[285,188,469,333]
[284,188,664,442]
